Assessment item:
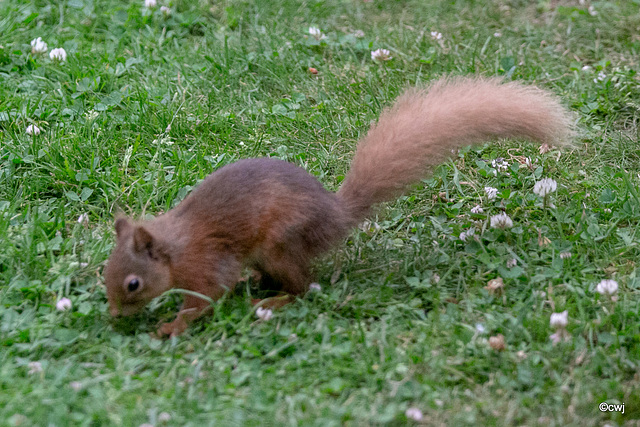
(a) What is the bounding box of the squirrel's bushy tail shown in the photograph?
[336,77,574,223]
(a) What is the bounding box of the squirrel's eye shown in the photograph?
[127,278,140,292]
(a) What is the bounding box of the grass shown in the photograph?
[1,0,640,425]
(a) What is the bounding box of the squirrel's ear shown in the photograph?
[114,217,132,238]
[133,226,168,261]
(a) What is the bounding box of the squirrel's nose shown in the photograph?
[109,306,121,317]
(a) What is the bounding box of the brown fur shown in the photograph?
[103,77,574,336]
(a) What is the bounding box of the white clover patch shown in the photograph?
[484,186,498,200]
[550,310,568,328]
[596,279,618,301]
[371,48,392,62]
[405,407,423,421]
[30,37,48,54]
[491,158,509,172]
[56,297,72,311]
[49,47,67,62]
[533,178,557,197]
[549,310,570,344]
[256,307,273,321]
[308,27,324,40]
[470,205,483,214]
[459,228,475,242]
[26,124,41,135]
[490,213,513,229]
[308,282,322,291]
[533,178,558,208]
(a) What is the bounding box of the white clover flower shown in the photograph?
[550,310,568,329]
[158,412,171,422]
[470,205,483,214]
[493,32,502,37]
[588,5,597,15]
[25,124,41,135]
[475,323,486,334]
[459,228,475,242]
[56,297,72,311]
[28,361,43,375]
[309,282,322,291]
[69,381,83,391]
[77,213,89,224]
[484,186,498,200]
[603,208,612,213]
[594,71,606,83]
[256,307,273,321]
[308,27,323,40]
[581,65,592,71]
[491,158,509,172]
[533,178,557,197]
[30,37,48,54]
[596,279,618,296]
[49,47,67,62]
[353,30,365,38]
[161,6,171,16]
[490,212,513,229]
[560,251,572,259]
[144,0,157,7]
[84,109,99,121]
[405,407,423,421]
[430,31,443,40]
[371,48,392,62]
[524,157,534,169]
[506,258,517,268]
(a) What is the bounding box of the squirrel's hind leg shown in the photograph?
[259,256,312,295]
[247,250,313,312]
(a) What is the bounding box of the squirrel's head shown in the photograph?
[104,217,173,317]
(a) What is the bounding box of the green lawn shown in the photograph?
[1,0,639,425]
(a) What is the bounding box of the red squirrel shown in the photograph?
[104,77,574,337]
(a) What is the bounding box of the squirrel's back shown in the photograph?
[174,158,349,261]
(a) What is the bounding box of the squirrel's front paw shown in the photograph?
[157,318,188,338]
